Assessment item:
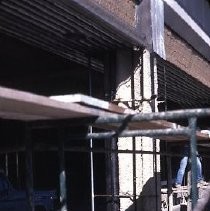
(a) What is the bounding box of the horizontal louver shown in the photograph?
[157,59,210,108]
[0,0,132,71]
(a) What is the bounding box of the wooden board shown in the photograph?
[0,86,209,142]
[0,87,119,121]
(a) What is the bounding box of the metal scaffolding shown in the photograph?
[25,108,210,211]
[0,85,209,210]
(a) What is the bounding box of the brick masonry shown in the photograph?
[164,27,210,88]
[90,0,135,27]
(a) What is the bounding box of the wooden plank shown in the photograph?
[0,86,117,121]
[128,120,177,130]
[0,86,209,142]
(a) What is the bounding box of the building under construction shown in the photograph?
[0,0,210,210]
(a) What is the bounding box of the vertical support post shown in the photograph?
[89,126,95,211]
[105,139,111,211]
[5,153,8,176]
[58,129,67,211]
[189,117,198,209]
[131,51,137,211]
[104,53,111,211]
[16,152,19,188]
[111,137,119,211]
[151,54,161,211]
[187,167,191,211]
[166,145,173,211]
[105,137,119,211]
[88,56,95,211]
[104,52,119,211]
[132,137,137,211]
[25,126,34,211]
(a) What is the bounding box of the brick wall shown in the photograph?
[90,0,135,27]
[165,27,210,88]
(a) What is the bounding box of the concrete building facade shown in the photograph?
[0,0,210,211]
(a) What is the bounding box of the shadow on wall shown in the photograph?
[126,173,161,211]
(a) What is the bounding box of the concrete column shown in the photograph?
[115,49,160,211]
[115,49,134,210]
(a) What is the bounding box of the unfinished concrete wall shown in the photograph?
[115,49,160,211]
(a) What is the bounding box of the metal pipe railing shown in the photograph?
[26,108,210,211]
[94,108,210,125]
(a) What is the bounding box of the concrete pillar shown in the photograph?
[115,49,134,210]
[115,49,160,211]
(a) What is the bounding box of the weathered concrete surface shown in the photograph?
[116,49,161,211]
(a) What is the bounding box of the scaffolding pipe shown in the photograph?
[16,152,19,187]
[131,49,137,211]
[68,128,190,140]
[132,137,137,211]
[58,130,68,211]
[25,126,34,211]
[88,56,95,211]
[5,153,8,177]
[94,108,210,125]
[189,117,198,209]
[89,126,95,211]
[104,51,119,211]
[110,137,119,211]
[166,144,173,211]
